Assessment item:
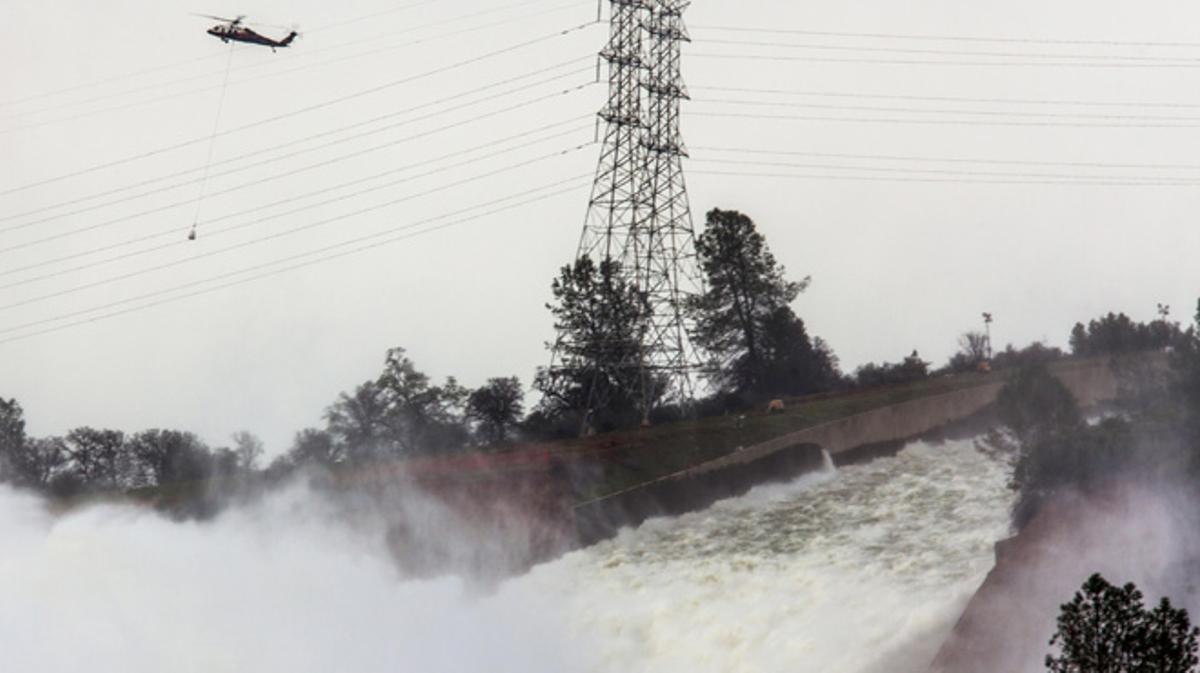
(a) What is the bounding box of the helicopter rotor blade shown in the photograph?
[190,13,240,23]
[248,18,293,31]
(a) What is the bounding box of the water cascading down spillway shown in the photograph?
[0,434,1012,673]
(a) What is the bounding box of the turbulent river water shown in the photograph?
[0,436,1013,673]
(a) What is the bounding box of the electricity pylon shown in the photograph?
[550,0,702,429]
[635,0,702,407]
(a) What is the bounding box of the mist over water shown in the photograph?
[0,486,571,673]
[0,437,1013,673]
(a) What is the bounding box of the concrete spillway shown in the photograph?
[576,357,1123,544]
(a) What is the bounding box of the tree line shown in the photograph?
[2,207,1190,494]
[0,402,263,499]
[979,303,1199,529]
[265,208,852,464]
[270,347,527,470]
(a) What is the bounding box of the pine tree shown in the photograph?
[1046,573,1198,673]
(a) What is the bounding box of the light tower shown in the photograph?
[982,312,994,361]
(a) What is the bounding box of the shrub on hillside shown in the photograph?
[981,362,1138,528]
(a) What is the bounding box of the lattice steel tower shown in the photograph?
[557,0,701,423]
[576,0,647,265]
[635,0,701,405]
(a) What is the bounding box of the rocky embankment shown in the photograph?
[930,482,1200,673]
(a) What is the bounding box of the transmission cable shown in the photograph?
[1,119,589,282]
[688,84,1200,111]
[0,0,559,112]
[0,20,598,197]
[0,54,231,110]
[691,97,1200,122]
[691,168,1200,187]
[0,58,592,226]
[305,0,441,34]
[690,110,1200,128]
[688,24,1200,49]
[0,0,535,110]
[688,156,1200,183]
[0,122,591,290]
[692,37,1200,63]
[691,145,1200,171]
[0,177,591,344]
[0,85,594,255]
[1,0,591,129]
[0,144,593,313]
[689,51,1200,69]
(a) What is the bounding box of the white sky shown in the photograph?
[3,0,1200,454]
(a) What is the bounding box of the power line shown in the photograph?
[0,54,230,110]
[246,0,594,83]
[692,37,1200,63]
[688,24,1200,49]
[0,0,592,129]
[0,119,590,280]
[691,97,1200,122]
[688,84,1200,111]
[0,0,558,111]
[691,145,1200,171]
[0,59,593,226]
[2,0,566,111]
[690,110,1200,128]
[0,178,591,345]
[0,122,592,290]
[0,95,591,260]
[303,0,443,34]
[691,168,1200,187]
[0,80,596,245]
[688,156,1200,183]
[690,51,1200,69]
[0,20,599,198]
[0,145,594,313]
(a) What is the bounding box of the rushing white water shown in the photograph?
[0,436,1012,673]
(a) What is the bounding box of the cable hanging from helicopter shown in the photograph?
[189,14,299,241]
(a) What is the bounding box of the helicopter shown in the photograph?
[196,14,298,51]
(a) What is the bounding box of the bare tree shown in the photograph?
[230,431,264,472]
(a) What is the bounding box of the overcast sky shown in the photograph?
[4,0,1200,455]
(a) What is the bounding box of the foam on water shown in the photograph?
[534,437,1014,673]
[0,436,1012,673]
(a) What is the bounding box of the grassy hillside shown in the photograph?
[97,357,1117,512]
